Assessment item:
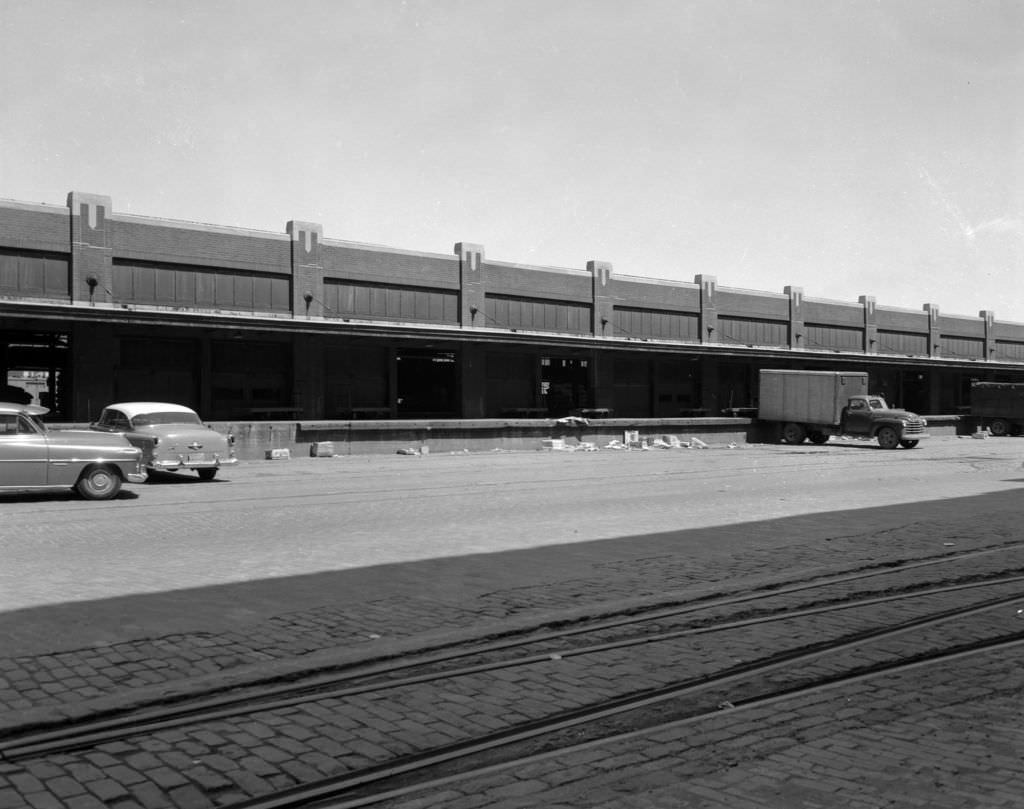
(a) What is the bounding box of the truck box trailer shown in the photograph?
[757,370,929,449]
[970,382,1024,436]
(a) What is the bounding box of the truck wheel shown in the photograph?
[808,431,829,444]
[899,440,919,449]
[989,419,1009,437]
[876,427,900,449]
[782,423,807,444]
[77,465,123,500]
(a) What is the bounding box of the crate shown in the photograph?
[309,441,335,457]
[265,448,291,460]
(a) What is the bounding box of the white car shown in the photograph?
[91,402,237,481]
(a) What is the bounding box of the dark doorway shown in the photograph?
[396,349,458,417]
[2,331,69,419]
[540,356,589,416]
[117,337,199,408]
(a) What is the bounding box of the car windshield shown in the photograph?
[27,413,48,433]
[130,411,203,427]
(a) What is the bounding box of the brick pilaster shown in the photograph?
[981,310,996,360]
[67,192,113,305]
[455,242,485,327]
[696,274,718,343]
[588,260,613,337]
[860,295,877,354]
[925,303,941,357]
[785,285,804,350]
[287,221,324,318]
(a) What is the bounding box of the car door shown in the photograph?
[842,398,871,435]
[0,413,48,487]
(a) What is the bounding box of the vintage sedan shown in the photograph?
[91,402,237,480]
[0,401,146,500]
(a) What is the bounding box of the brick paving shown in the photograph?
[2,514,1017,732]
[387,646,1023,809]
[1,444,1023,807]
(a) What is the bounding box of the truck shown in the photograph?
[970,381,1024,436]
[757,370,929,449]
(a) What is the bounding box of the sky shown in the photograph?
[1,0,1023,321]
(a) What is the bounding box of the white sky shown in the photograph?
[2,0,1022,320]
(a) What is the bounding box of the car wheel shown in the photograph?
[877,427,900,449]
[989,419,1010,437]
[899,440,919,449]
[197,468,217,481]
[77,466,123,500]
[782,423,807,444]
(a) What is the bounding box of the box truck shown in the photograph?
[758,370,929,449]
[970,381,1024,436]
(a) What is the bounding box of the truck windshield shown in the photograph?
[867,398,887,409]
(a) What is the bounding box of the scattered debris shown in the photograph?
[264,448,291,460]
[690,436,708,449]
[554,416,589,427]
[972,428,990,439]
[542,437,598,452]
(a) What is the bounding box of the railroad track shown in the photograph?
[2,547,1023,809]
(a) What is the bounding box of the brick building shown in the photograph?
[2,191,1022,423]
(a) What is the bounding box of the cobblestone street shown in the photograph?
[1,438,1023,807]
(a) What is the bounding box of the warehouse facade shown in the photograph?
[2,191,1023,424]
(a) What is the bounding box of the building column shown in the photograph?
[925,303,941,357]
[588,349,615,412]
[696,274,718,343]
[588,260,613,337]
[459,343,487,418]
[699,355,719,416]
[288,221,324,318]
[67,192,113,305]
[785,285,804,350]
[981,310,996,361]
[455,243,485,327]
[860,295,877,354]
[69,322,117,420]
[293,333,324,419]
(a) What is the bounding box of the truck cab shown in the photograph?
[841,395,889,435]
[840,395,929,448]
